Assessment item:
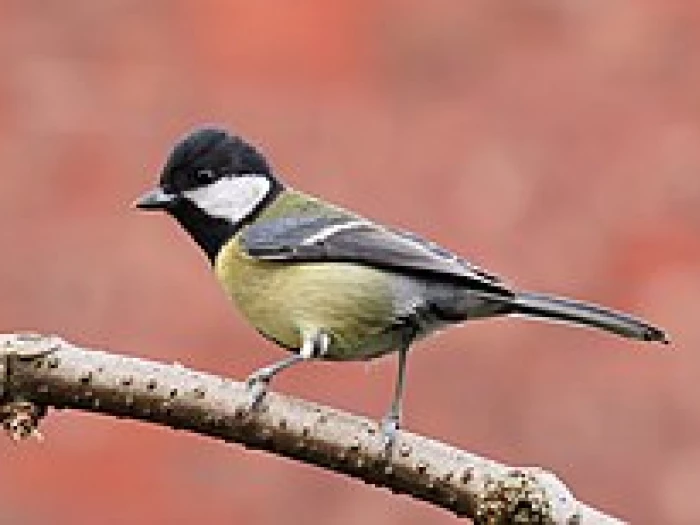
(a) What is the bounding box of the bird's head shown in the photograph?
[135,127,279,219]
[135,127,283,260]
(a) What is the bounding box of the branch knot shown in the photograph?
[0,333,59,440]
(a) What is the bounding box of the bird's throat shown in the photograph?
[169,199,240,264]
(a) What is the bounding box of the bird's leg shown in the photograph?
[381,345,409,450]
[245,353,305,409]
[245,331,330,409]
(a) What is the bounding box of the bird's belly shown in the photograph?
[215,240,400,360]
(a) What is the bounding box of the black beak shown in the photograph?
[134,188,179,211]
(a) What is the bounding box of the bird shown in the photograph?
[135,126,669,448]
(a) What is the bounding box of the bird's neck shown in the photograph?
[254,188,353,221]
[170,178,285,264]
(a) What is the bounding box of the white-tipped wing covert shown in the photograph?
[241,216,513,298]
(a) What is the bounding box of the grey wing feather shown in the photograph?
[391,228,503,285]
[242,216,513,297]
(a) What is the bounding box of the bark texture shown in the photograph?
[0,333,624,524]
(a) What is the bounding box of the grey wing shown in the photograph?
[241,216,514,298]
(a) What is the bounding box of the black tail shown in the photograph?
[509,291,669,344]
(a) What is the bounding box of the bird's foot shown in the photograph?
[244,372,270,410]
[381,414,400,452]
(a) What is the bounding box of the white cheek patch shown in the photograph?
[184,176,271,223]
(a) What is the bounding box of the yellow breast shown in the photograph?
[214,235,398,359]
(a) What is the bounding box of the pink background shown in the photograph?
[0,2,698,523]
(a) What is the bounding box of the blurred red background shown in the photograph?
[0,1,697,523]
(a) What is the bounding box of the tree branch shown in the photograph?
[0,333,623,524]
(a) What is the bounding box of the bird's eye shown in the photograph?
[194,169,215,184]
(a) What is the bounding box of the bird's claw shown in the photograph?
[244,374,270,410]
[381,415,400,451]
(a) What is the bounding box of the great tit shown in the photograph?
[135,127,669,447]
